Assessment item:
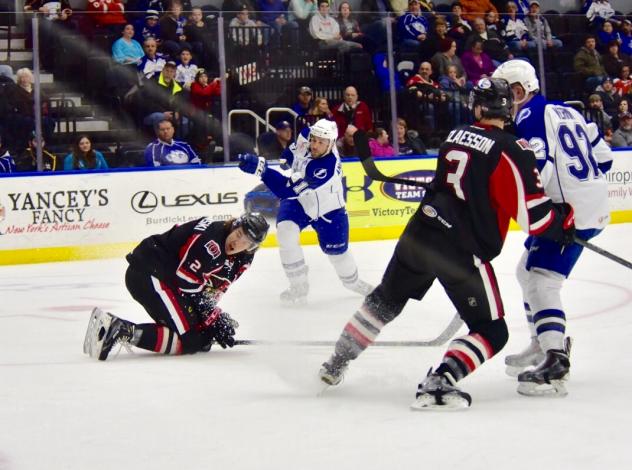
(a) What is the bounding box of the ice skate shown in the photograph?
[84,308,135,361]
[517,338,572,397]
[504,337,545,377]
[410,370,472,410]
[319,354,349,386]
[343,278,374,296]
[280,282,309,306]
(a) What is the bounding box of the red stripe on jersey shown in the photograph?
[446,349,476,373]
[344,323,372,348]
[154,326,164,352]
[483,262,505,319]
[529,210,555,236]
[176,234,203,284]
[489,152,520,241]
[179,233,201,260]
[160,280,190,332]
[471,333,494,358]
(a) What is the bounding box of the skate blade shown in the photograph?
[83,308,110,357]
[517,379,568,397]
[410,393,471,411]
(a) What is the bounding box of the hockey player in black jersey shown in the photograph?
[318,78,576,409]
[83,213,269,361]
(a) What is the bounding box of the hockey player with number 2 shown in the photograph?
[238,119,373,305]
[492,60,613,396]
[319,78,576,410]
[83,213,269,360]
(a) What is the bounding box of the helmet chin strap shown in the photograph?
[511,91,535,118]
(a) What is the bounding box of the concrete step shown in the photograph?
[56,118,110,133]
[49,93,83,106]
[0,38,26,49]
[0,50,33,61]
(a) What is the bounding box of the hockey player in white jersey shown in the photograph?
[238,119,373,305]
[492,60,613,396]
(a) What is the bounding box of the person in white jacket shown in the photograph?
[309,1,362,52]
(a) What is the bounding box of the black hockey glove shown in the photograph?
[554,202,576,247]
[199,307,238,350]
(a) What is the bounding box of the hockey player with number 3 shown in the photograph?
[492,60,613,396]
[238,118,373,305]
[83,213,269,360]
[318,78,576,410]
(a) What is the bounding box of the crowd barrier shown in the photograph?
[1,150,631,265]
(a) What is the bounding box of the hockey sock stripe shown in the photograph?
[534,309,566,334]
[345,311,381,345]
[358,304,386,330]
[478,261,504,320]
[155,326,165,353]
[339,269,359,284]
[164,329,174,354]
[343,322,374,348]
[446,349,476,374]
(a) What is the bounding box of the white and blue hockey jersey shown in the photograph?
[263,127,345,220]
[515,95,613,230]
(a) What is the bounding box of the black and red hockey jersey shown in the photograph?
[419,122,567,261]
[126,218,253,307]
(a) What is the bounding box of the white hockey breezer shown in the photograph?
[410,370,472,411]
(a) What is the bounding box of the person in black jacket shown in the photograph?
[318,78,575,410]
[83,213,269,361]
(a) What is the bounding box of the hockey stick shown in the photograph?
[234,313,463,347]
[574,238,632,270]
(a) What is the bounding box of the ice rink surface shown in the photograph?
[1,225,631,470]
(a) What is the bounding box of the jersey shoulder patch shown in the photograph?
[515,138,532,151]
[204,240,222,259]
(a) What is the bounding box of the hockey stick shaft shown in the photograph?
[234,313,463,347]
[574,237,632,270]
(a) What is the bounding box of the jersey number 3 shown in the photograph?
[445,149,470,200]
[558,123,599,181]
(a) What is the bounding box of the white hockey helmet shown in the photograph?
[492,59,540,95]
[309,119,338,155]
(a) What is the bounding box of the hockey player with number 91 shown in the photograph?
[238,119,373,305]
[492,60,613,397]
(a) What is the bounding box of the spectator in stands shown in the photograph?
[141,61,185,130]
[574,34,608,91]
[460,0,497,21]
[137,0,169,15]
[7,68,55,152]
[602,40,631,78]
[112,24,145,65]
[407,61,446,129]
[465,17,512,63]
[138,37,166,79]
[300,95,334,128]
[523,1,562,50]
[396,117,427,155]
[63,135,109,171]
[144,119,200,166]
[258,120,293,159]
[597,20,621,52]
[613,65,632,96]
[461,38,496,82]
[24,0,72,22]
[15,134,57,172]
[159,0,191,60]
[588,93,613,133]
[257,0,299,49]
[291,86,314,116]
[396,0,430,58]
[425,15,450,58]
[337,2,376,53]
[448,1,472,51]
[189,69,222,152]
[0,135,15,174]
[183,7,209,62]
[586,0,618,30]
[133,10,162,44]
[431,38,468,83]
[229,6,264,46]
[289,0,317,23]
[86,0,126,35]
[368,127,395,157]
[332,86,373,137]
[596,76,622,117]
[439,63,470,124]
[175,48,199,89]
[309,1,362,52]
[621,19,632,56]
[484,9,502,33]
[501,1,532,53]
[23,0,73,69]
[336,124,357,157]
[611,111,632,147]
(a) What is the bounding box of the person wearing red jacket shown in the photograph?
[189,69,222,151]
[332,86,373,138]
[86,0,126,33]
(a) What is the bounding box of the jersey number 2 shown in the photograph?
[558,123,599,181]
[445,150,470,200]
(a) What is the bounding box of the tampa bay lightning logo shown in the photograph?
[478,78,492,89]
[516,108,531,125]
[313,168,328,179]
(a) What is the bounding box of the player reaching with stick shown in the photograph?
[318,78,575,410]
[83,213,269,360]
[492,60,613,396]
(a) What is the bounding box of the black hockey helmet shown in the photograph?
[469,77,513,120]
[232,212,269,246]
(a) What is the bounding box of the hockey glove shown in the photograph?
[554,202,576,247]
[238,153,267,177]
[199,307,237,349]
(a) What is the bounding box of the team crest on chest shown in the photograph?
[205,240,221,259]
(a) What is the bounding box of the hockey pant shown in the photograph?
[124,266,212,355]
[330,219,508,383]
